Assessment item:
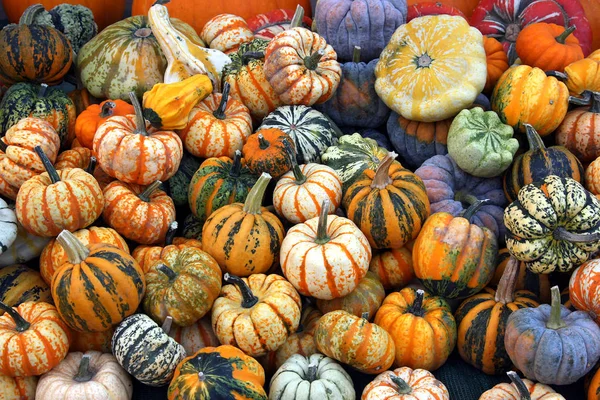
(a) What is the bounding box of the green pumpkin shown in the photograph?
[447,108,518,178]
[0,82,75,147]
[162,151,202,207]
[321,133,388,190]
[181,214,203,240]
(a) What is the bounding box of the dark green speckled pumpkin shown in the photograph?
[162,151,202,207]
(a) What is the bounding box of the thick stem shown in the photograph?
[0,139,8,153]
[553,227,600,242]
[304,50,324,70]
[315,199,331,244]
[306,362,318,382]
[0,301,30,332]
[569,90,593,106]
[213,83,230,120]
[507,371,531,400]
[241,51,264,65]
[242,172,271,214]
[546,286,567,330]
[546,70,568,80]
[134,28,152,38]
[38,83,48,98]
[35,146,60,184]
[161,316,173,334]
[495,257,518,304]
[462,199,490,222]
[258,134,269,150]
[590,92,600,114]
[370,152,397,189]
[99,101,116,118]
[157,263,178,282]
[454,191,479,207]
[230,150,243,177]
[138,181,162,202]
[361,312,370,321]
[224,273,258,308]
[290,5,305,29]
[284,140,305,184]
[57,230,90,264]
[164,221,178,246]
[128,92,148,136]
[408,289,425,317]
[74,355,95,382]
[19,4,47,25]
[555,26,576,44]
[390,375,412,395]
[353,46,361,63]
[524,124,546,151]
[86,156,97,175]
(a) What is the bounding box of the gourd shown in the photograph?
[200,14,254,54]
[0,375,37,400]
[555,91,600,163]
[479,371,566,399]
[0,217,51,267]
[0,196,17,255]
[362,367,450,400]
[167,316,219,356]
[569,258,600,325]
[316,271,385,319]
[74,100,134,150]
[0,265,52,312]
[242,128,294,178]
[369,246,415,290]
[556,57,600,95]
[406,1,465,21]
[483,36,509,93]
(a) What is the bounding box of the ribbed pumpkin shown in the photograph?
[102,180,176,245]
[202,173,285,276]
[569,258,600,325]
[39,226,129,285]
[0,217,50,268]
[369,246,415,291]
[483,36,509,93]
[587,156,600,196]
[0,301,71,377]
[74,100,134,149]
[314,310,395,374]
[343,152,430,249]
[557,57,600,95]
[407,1,466,20]
[374,288,456,371]
[243,128,294,178]
[51,230,145,333]
[555,92,600,163]
[162,150,202,207]
[0,375,37,399]
[413,200,499,299]
[0,265,51,313]
[211,273,301,357]
[54,146,114,189]
[168,316,220,356]
[69,328,114,353]
[179,83,253,159]
[362,367,450,400]
[15,147,104,237]
[480,371,566,399]
[200,14,254,54]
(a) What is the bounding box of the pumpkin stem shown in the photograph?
[213,83,230,120]
[153,0,171,5]
[257,134,269,150]
[495,257,518,304]
[454,191,479,208]
[555,25,576,44]
[284,140,306,184]
[546,286,567,330]
[315,199,331,244]
[99,101,116,118]
[161,315,173,334]
[590,92,600,113]
[524,124,546,151]
[224,273,258,308]
[290,5,305,29]
[569,90,593,106]
[165,221,178,246]
[19,4,48,25]
[128,92,149,136]
[306,362,318,382]
[461,199,490,222]
[0,301,30,332]
[507,371,531,400]
[57,230,90,264]
[86,156,97,175]
[361,312,370,321]
[34,145,60,184]
[390,375,413,395]
[353,46,362,63]
[241,51,264,65]
[371,152,397,189]
[242,172,271,214]
[157,263,178,282]
[138,180,163,202]
[230,150,243,177]
[0,139,8,153]
[408,289,425,317]
[545,70,568,80]
[304,50,324,71]
[74,354,95,382]
[553,227,600,243]
[38,83,48,98]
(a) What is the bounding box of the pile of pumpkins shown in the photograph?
[1,0,600,399]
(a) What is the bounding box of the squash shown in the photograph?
[247,8,313,40]
[0,375,37,400]
[200,14,254,54]
[211,273,301,357]
[587,156,600,197]
[35,351,132,400]
[0,301,71,377]
[314,310,395,374]
[369,246,415,290]
[362,367,450,400]
[54,146,114,189]
[505,286,600,385]
[162,150,202,207]
[479,371,566,399]
[343,152,430,249]
[0,265,51,313]
[179,83,253,159]
[407,1,465,20]
[167,344,267,400]
[374,288,456,371]
[74,100,134,150]
[555,91,600,163]
[269,353,355,400]
[413,200,499,299]
[504,124,584,203]
[281,200,371,300]
[483,36,509,93]
[504,175,600,273]
[168,316,220,356]
[569,258,600,325]
[375,15,486,122]
[0,197,17,256]
[0,217,51,267]
[112,314,186,386]
[556,57,600,95]
[182,213,203,240]
[70,328,114,353]
[242,128,294,178]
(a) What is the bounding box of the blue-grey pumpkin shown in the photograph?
[360,129,393,150]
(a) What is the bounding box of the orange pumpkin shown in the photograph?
[362,366,450,399]
[369,246,415,291]
[552,57,600,95]
[69,328,114,353]
[555,92,600,163]
[0,375,37,399]
[483,36,509,93]
[586,156,600,196]
[200,14,254,54]
[54,146,114,188]
[569,258,600,325]
[167,316,219,356]
[408,0,479,17]
[242,128,294,178]
[74,100,134,149]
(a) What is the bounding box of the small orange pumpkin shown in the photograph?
[555,91,600,163]
[586,156,600,196]
[483,36,509,93]
[550,57,600,95]
[242,128,294,178]
[74,100,134,149]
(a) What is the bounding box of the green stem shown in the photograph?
[57,230,90,264]
[258,134,269,150]
[241,52,264,65]
[230,150,243,177]
[524,124,546,151]
[242,172,271,214]
[128,92,148,136]
[306,363,318,382]
[353,46,361,63]
[408,289,425,317]
[495,256,518,304]
[161,315,173,334]
[555,26,576,44]
[34,146,60,184]
[74,355,95,382]
[462,199,490,222]
[546,286,567,330]
[314,199,331,244]
[0,301,30,332]
[138,180,162,202]
[157,263,178,282]
[390,375,412,395]
[371,152,397,189]
[304,50,324,70]
[454,191,479,207]
[165,221,178,245]
[507,371,531,400]
[213,83,230,120]
[284,140,305,184]
[224,273,258,308]
[553,227,600,242]
[38,83,48,98]
[86,156,97,175]
[290,5,305,29]
[99,101,116,118]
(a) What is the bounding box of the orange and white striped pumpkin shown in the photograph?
[569,259,600,325]
[167,316,220,356]
[369,246,415,291]
[362,366,449,399]
[200,14,254,54]
[54,147,114,189]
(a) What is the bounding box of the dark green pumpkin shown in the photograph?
[0,264,52,314]
[0,82,76,147]
[181,214,203,240]
[162,151,202,207]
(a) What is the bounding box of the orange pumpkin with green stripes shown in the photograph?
[242,128,294,178]
[0,265,52,313]
[369,246,415,291]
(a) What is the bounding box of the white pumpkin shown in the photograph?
[0,197,17,255]
[0,214,50,267]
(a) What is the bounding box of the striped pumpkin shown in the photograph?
[168,316,220,356]
[0,265,51,313]
[161,150,202,207]
[369,246,415,291]
[51,230,145,333]
[200,14,254,54]
[242,128,294,178]
[555,92,600,163]
[374,288,456,371]
[54,146,114,189]
[503,124,583,203]
[70,328,114,353]
[343,152,430,249]
[112,314,186,386]
[0,375,37,399]
[0,197,17,256]
[481,372,566,399]
[362,367,450,400]
[587,157,600,196]
[455,257,539,375]
[569,259,600,325]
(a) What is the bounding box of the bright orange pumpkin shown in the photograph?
[74,100,134,149]
[483,36,509,93]
[369,246,415,291]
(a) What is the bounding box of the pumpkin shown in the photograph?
[263,26,341,106]
[242,129,294,178]
[112,314,186,386]
[447,108,518,178]
[70,328,114,353]
[269,353,355,400]
[0,217,50,267]
[505,286,600,384]
[549,58,600,96]
[369,246,415,290]
[102,180,176,245]
[200,14,254,54]
[0,83,76,148]
[182,214,203,240]
[39,226,129,285]
[68,88,100,117]
[35,351,132,400]
[168,316,220,356]
[413,200,499,299]
[0,265,52,313]
[504,175,600,273]
[179,83,252,159]
[0,301,71,377]
[74,100,134,150]
[374,288,456,371]
[479,371,566,399]
[555,92,600,163]
[504,124,584,203]
[362,366,450,400]
[0,197,17,256]
[314,310,395,374]
[162,150,202,207]
[589,364,600,400]
[569,258,600,325]
[516,23,584,72]
[54,146,114,189]
[247,8,313,40]
[15,147,103,237]
[407,2,466,21]
[360,128,393,150]
[281,200,371,299]
[387,113,451,170]
[93,92,183,186]
[483,36,509,93]
[0,19,72,85]
[491,65,570,136]
[167,344,267,400]
[0,375,37,400]
[375,15,486,122]
[587,156,600,196]
[211,273,301,357]
[343,152,430,249]
[314,46,390,128]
